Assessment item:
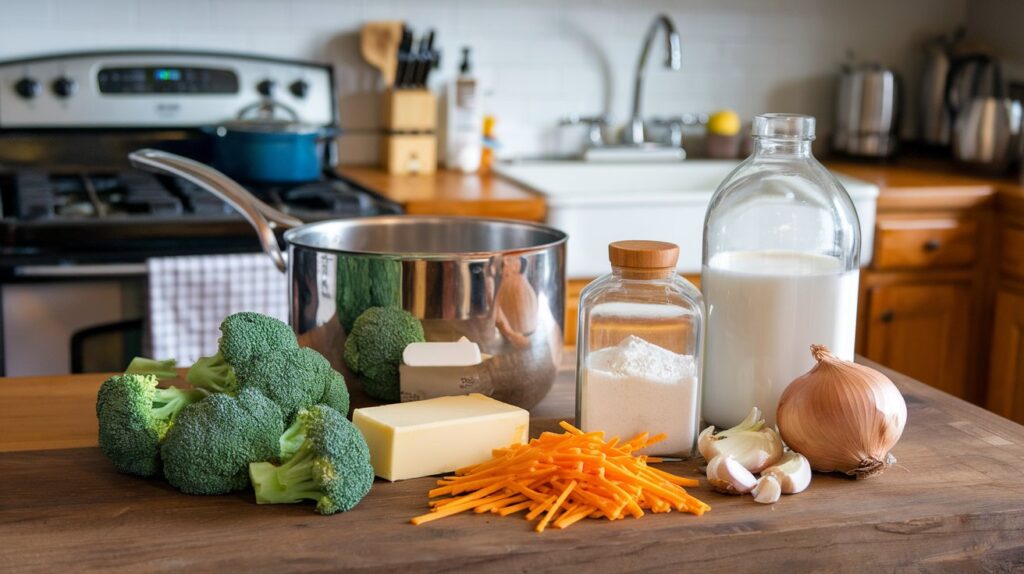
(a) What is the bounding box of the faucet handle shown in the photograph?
[560,113,610,147]
[650,114,709,148]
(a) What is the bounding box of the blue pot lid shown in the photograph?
[219,118,322,135]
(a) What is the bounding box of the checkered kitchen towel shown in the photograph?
[147,253,288,366]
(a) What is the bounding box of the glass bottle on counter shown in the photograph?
[702,113,861,429]
[575,241,704,457]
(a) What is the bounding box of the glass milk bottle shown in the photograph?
[575,241,704,456]
[702,113,860,429]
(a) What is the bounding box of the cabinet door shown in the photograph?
[864,282,972,400]
[987,289,1024,423]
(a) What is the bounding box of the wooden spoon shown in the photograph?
[360,21,403,88]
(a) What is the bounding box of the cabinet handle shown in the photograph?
[923,239,941,252]
[880,310,895,323]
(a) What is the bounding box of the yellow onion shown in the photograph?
[777,345,907,479]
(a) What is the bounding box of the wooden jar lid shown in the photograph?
[608,240,680,272]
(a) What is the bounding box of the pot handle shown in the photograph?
[128,149,302,272]
[237,100,300,121]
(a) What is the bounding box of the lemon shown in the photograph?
[707,109,741,136]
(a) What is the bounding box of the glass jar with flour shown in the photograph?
[575,241,704,457]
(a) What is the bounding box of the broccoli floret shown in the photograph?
[235,346,338,421]
[336,258,402,333]
[249,405,373,515]
[161,387,284,495]
[125,356,178,381]
[96,374,205,477]
[317,370,350,416]
[344,306,424,402]
[187,312,297,394]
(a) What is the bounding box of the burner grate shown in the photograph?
[15,171,183,219]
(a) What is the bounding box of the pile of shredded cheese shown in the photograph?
[411,421,710,532]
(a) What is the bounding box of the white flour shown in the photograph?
[580,335,699,456]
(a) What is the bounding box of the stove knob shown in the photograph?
[14,77,40,99]
[289,79,309,98]
[52,76,77,98]
[256,79,275,97]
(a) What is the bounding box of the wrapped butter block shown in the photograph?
[400,337,489,402]
[352,393,529,481]
[402,337,481,367]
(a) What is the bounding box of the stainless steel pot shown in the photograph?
[129,149,568,409]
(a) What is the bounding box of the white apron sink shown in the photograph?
[495,160,879,278]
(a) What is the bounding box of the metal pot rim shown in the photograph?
[283,215,568,259]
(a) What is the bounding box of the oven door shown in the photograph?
[1,264,146,376]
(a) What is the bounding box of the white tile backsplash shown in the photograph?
[0,0,972,161]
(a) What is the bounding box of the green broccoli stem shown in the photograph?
[250,442,323,504]
[278,417,307,461]
[126,356,178,381]
[186,352,238,394]
[151,387,205,421]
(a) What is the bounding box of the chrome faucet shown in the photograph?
[624,14,682,144]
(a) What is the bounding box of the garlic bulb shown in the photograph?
[777,345,907,479]
[698,407,784,473]
[760,451,811,494]
[706,454,757,494]
[751,475,782,504]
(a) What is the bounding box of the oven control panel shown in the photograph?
[0,51,335,128]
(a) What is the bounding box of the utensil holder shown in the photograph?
[382,89,437,132]
[381,89,437,174]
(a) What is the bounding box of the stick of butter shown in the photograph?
[352,394,529,481]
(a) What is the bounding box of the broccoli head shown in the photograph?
[161,387,284,495]
[344,306,424,402]
[96,374,205,477]
[187,312,298,394]
[125,356,178,381]
[249,405,373,515]
[318,370,350,416]
[235,346,339,421]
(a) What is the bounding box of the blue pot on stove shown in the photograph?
[208,101,339,184]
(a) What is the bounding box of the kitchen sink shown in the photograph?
[494,160,879,278]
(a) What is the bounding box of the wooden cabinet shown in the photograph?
[873,214,978,270]
[862,281,973,400]
[987,288,1024,422]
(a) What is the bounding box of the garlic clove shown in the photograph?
[706,454,757,495]
[699,408,784,474]
[752,475,782,504]
[761,451,812,494]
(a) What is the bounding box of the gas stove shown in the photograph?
[0,165,399,267]
[0,50,400,271]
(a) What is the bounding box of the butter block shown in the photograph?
[352,394,529,481]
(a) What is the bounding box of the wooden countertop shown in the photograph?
[828,157,1024,214]
[3,358,1024,571]
[338,166,546,222]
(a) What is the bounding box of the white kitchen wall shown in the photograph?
[0,0,968,162]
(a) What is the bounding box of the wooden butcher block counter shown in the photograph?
[2,357,1024,572]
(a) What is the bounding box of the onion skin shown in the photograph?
[776,345,907,479]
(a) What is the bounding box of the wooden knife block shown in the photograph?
[381,89,437,175]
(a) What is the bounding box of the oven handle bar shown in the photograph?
[13,263,149,277]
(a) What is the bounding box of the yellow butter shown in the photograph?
[352,394,529,481]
